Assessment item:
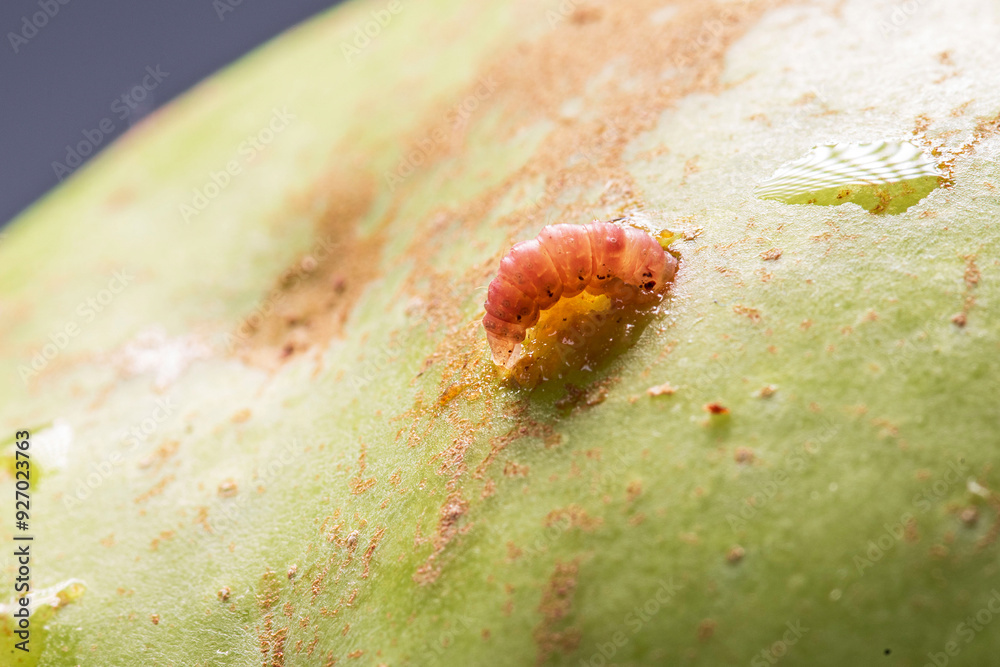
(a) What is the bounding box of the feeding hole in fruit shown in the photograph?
[755,141,944,214]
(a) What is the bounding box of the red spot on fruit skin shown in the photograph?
[482,221,678,369]
[704,402,729,415]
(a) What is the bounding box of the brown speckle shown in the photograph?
[647,382,676,397]
[231,409,252,423]
[545,505,603,531]
[734,447,754,464]
[704,402,729,415]
[733,304,762,323]
[760,248,782,261]
[533,560,582,665]
[697,619,716,641]
[727,545,746,563]
[150,614,160,625]
[755,384,777,398]
[287,565,297,579]
[218,587,231,602]
[218,478,238,497]
[960,507,979,526]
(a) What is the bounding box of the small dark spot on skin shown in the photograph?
[218,587,231,602]
[704,402,729,415]
[885,649,892,655]
[150,614,160,625]
[727,546,745,563]
[643,281,656,289]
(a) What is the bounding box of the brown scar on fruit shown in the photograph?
[544,505,604,531]
[533,559,582,666]
[235,167,383,367]
[733,305,762,323]
[217,478,238,497]
[349,442,377,496]
[647,381,676,397]
[555,376,618,413]
[951,253,980,326]
[754,384,777,398]
[137,439,179,469]
[697,618,717,641]
[133,474,175,504]
[413,492,471,585]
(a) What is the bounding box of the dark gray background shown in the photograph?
[0,0,345,229]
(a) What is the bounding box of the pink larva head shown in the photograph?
[483,221,678,369]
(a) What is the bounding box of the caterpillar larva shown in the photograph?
[482,221,678,369]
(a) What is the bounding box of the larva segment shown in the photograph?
[484,277,540,329]
[498,239,564,309]
[484,222,679,369]
[585,222,631,294]
[537,224,593,298]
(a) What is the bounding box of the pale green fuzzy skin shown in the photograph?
[1,0,1000,666]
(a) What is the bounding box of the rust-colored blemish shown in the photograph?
[362,526,386,579]
[236,167,381,365]
[133,475,175,504]
[533,559,582,665]
[647,381,676,397]
[414,492,471,585]
[137,439,179,469]
[733,305,762,323]
[555,377,616,413]
[350,441,377,496]
[545,505,603,531]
